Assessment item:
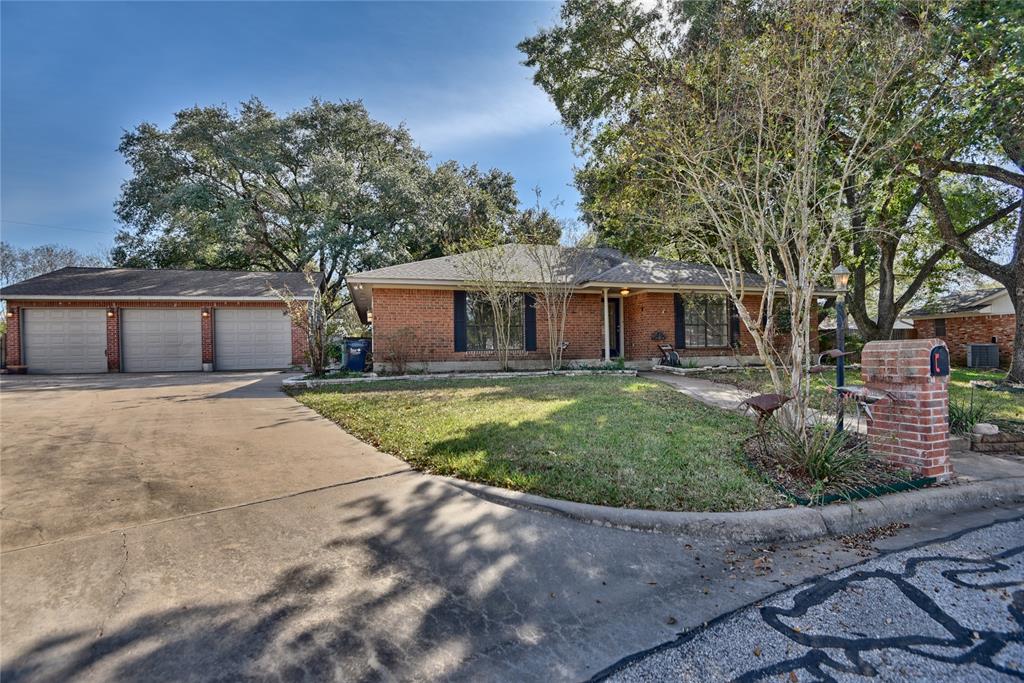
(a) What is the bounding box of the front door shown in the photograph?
[607,298,621,357]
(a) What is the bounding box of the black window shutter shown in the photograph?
[524,293,537,351]
[453,291,467,352]
[729,302,741,348]
[674,294,686,349]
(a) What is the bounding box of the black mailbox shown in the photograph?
[930,346,950,377]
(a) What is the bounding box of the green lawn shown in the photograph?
[688,367,1024,424]
[293,376,782,512]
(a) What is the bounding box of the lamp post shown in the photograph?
[832,264,851,432]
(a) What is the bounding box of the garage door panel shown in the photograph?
[216,309,291,370]
[122,309,201,372]
[23,309,108,373]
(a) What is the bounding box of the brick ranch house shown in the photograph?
[1,267,313,373]
[348,245,819,372]
[906,287,1015,368]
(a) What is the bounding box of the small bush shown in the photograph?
[766,421,875,498]
[949,392,994,435]
[379,327,417,375]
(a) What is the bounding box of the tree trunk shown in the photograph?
[1009,282,1024,383]
[1007,199,1024,383]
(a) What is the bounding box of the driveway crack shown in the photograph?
[95,531,130,641]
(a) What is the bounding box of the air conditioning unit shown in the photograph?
[967,343,999,369]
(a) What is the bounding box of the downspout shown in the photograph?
[603,288,610,362]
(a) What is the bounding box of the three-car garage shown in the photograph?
[2,267,312,374]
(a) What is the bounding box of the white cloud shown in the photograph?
[402,78,560,151]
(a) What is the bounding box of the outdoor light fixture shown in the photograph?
[831,264,851,292]
[366,310,374,323]
[6,310,14,318]
[201,310,210,318]
[107,310,115,318]
[831,264,851,432]
[619,288,630,297]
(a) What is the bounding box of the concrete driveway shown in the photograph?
[0,372,407,551]
[2,373,1021,681]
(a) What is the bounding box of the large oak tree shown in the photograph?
[522,0,1024,378]
[114,98,558,315]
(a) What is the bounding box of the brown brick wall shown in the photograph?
[372,287,814,366]
[371,288,604,364]
[5,306,22,366]
[201,307,214,364]
[4,299,307,371]
[862,339,951,480]
[621,292,811,362]
[913,314,1014,367]
[290,318,307,366]
[106,307,120,370]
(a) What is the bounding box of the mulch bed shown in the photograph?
[742,434,926,506]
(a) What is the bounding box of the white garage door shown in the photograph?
[215,308,292,370]
[23,308,107,373]
[122,309,202,372]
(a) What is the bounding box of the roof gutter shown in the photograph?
[0,295,313,302]
[348,277,837,298]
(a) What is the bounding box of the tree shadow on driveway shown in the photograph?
[0,473,753,682]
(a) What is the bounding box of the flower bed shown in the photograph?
[741,433,931,506]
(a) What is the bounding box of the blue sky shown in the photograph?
[1,1,576,254]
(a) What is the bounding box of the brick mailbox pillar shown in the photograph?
[861,339,952,481]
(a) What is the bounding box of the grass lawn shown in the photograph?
[688,366,1024,424]
[293,376,782,512]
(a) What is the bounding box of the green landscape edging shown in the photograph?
[781,476,936,507]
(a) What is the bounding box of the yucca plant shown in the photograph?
[767,420,875,500]
[948,388,994,435]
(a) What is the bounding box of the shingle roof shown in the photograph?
[588,256,768,287]
[347,245,768,288]
[347,245,629,285]
[905,288,1006,317]
[0,267,318,300]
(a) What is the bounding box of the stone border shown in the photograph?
[442,475,1024,543]
[652,362,863,376]
[284,368,638,388]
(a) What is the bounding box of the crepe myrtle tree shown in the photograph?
[275,269,333,377]
[453,234,525,372]
[523,240,588,370]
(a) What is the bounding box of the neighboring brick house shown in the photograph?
[1,267,314,373]
[906,287,1015,368]
[348,245,819,371]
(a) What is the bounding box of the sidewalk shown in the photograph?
[643,369,868,433]
[644,369,1024,483]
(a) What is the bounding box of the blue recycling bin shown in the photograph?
[344,338,371,372]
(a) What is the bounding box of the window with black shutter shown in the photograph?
[682,294,729,347]
[934,318,946,337]
[462,292,525,351]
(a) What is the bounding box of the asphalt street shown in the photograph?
[600,516,1024,682]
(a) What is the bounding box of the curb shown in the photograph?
[442,475,1024,544]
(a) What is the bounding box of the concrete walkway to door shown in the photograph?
[3,372,1021,681]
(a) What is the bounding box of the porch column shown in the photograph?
[602,288,610,362]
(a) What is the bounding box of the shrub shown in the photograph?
[949,392,994,435]
[767,421,874,496]
[380,327,417,375]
